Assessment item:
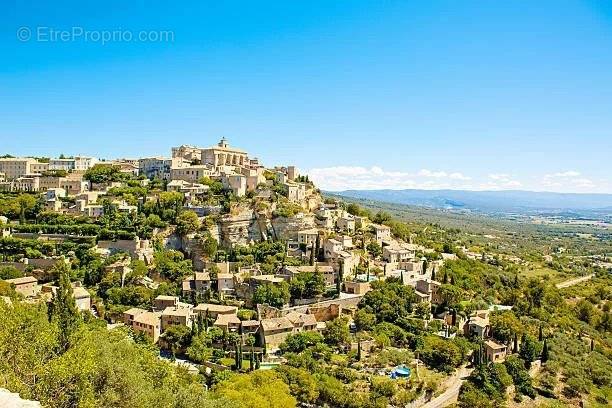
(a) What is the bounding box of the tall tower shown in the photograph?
[218,137,228,148]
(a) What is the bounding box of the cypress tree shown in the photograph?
[336,261,343,295]
[541,338,549,362]
[513,273,519,288]
[239,342,243,370]
[309,242,315,266]
[49,264,82,352]
[282,240,288,268]
[422,259,428,275]
[538,325,543,342]
[431,266,436,281]
[234,342,240,370]
[357,340,362,361]
[513,333,519,354]
[197,313,204,333]
[450,274,456,285]
[315,234,321,262]
[443,270,448,284]
[590,338,594,352]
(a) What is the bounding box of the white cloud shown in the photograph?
[482,173,523,190]
[418,169,447,178]
[305,165,607,193]
[449,172,472,181]
[541,170,598,191]
[546,170,581,178]
[307,166,473,191]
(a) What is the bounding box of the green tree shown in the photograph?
[438,284,462,308]
[366,241,382,258]
[175,210,201,235]
[541,338,549,362]
[575,299,595,324]
[202,235,219,259]
[48,264,81,351]
[354,309,376,331]
[519,334,541,368]
[280,331,324,354]
[490,311,522,344]
[17,194,37,224]
[323,316,350,347]
[414,302,431,320]
[275,365,319,404]
[504,355,535,398]
[0,265,24,280]
[162,325,192,355]
[213,370,297,408]
[253,282,290,308]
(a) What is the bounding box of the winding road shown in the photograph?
[555,274,595,289]
[419,365,473,408]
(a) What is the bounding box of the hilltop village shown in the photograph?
[0,139,610,408]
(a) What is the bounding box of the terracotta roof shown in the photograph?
[5,276,37,285]
[250,274,284,283]
[124,307,146,316]
[133,311,161,326]
[284,265,334,274]
[194,303,237,314]
[214,314,241,326]
[72,286,90,299]
[261,317,293,332]
[155,295,178,301]
[485,339,507,350]
[194,272,211,281]
[469,316,489,328]
[284,311,317,326]
[162,307,192,318]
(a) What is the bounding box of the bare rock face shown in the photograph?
[271,213,316,241]
[217,208,261,247]
[210,188,323,248]
[0,389,41,407]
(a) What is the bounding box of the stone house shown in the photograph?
[193,303,238,320]
[123,307,146,326]
[465,310,491,338]
[161,306,193,332]
[4,276,38,297]
[343,281,371,295]
[336,216,355,233]
[213,313,241,332]
[182,272,212,296]
[259,316,295,351]
[153,295,179,311]
[281,265,337,287]
[415,279,442,304]
[371,224,391,244]
[484,339,507,363]
[297,229,319,248]
[132,311,162,343]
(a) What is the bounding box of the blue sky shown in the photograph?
[1,1,611,192]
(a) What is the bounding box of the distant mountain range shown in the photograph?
[328,189,612,215]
